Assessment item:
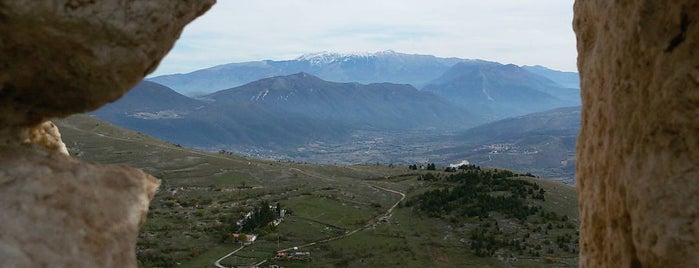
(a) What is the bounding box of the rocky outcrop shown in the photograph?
[574,1,698,267]
[0,0,214,127]
[0,121,68,155]
[0,0,214,266]
[0,147,160,267]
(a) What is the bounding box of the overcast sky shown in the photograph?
[151,0,577,76]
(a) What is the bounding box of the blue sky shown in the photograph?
[151,0,576,76]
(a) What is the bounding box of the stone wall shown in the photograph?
[0,0,214,266]
[574,1,698,267]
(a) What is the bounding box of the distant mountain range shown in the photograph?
[149,50,464,96]
[91,51,582,181]
[93,74,475,150]
[423,61,579,118]
[148,51,579,118]
[149,51,579,96]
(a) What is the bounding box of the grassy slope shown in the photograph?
[55,114,578,268]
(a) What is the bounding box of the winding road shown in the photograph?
[214,245,245,268]
[275,185,405,253]
[213,184,406,267]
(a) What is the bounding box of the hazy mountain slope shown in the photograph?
[522,65,580,89]
[456,106,581,142]
[430,106,581,183]
[94,81,203,116]
[149,51,464,96]
[205,72,477,130]
[423,62,578,118]
[93,74,478,151]
[149,61,291,96]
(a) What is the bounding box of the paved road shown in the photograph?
[214,245,245,268]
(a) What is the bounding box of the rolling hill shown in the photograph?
[92,81,204,120]
[55,114,579,267]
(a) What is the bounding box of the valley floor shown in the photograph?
[56,115,579,267]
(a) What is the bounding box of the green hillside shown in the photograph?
[56,115,579,268]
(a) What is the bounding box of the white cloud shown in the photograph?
[151,0,576,76]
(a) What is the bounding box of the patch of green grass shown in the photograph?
[56,115,580,268]
[177,245,235,268]
[282,195,375,229]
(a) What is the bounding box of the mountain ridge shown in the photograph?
[94,74,477,151]
[150,51,477,96]
[522,65,580,89]
[429,106,581,184]
[422,62,579,118]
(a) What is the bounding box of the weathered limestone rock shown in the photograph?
[0,0,215,127]
[25,121,69,156]
[0,121,69,155]
[0,0,214,266]
[574,1,699,267]
[0,146,160,267]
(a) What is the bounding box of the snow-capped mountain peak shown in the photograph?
[295,50,398,65]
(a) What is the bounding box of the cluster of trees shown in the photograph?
[406,168,545,220]
[555,233,576,252]
[444,164,485,172]
[404,166,579,258]
[468,226,529,257]
[241,201,278,233]
[408,163,436,170]
[408,186,539,220]
[466,219,579,258]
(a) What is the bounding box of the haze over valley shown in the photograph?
[57,114,580,267]
[93,51,580,184]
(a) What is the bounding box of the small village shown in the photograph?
[474,143,540,155]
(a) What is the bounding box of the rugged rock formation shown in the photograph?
[0,121,68,155]
[574,1,698,267]
[0,0,214,266]
[0,0,214,127]
[0,147,160,267]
